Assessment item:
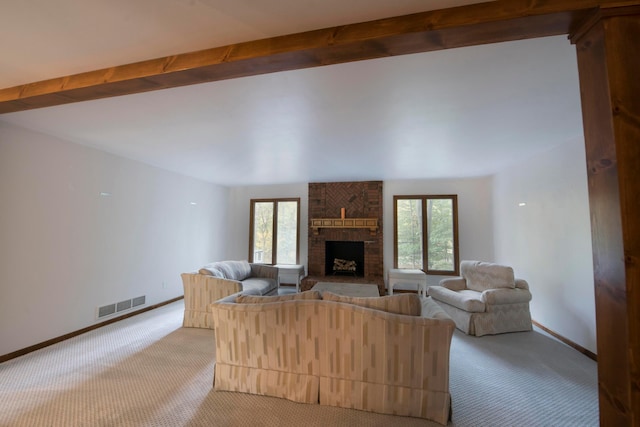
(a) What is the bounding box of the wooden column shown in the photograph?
[571,7,640,426]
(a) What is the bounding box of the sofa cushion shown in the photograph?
[428,287,486,312]
[214,260,252,281]
[198,263,225,278]
[236,290,321,303]
[241,277,277,295]
[322,292,421,316]
[461,260,515,292]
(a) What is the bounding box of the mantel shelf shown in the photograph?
[310,218,378,235]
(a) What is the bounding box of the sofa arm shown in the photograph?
[421,296,454,320]
[515,278,529,291]
[482,287,532,305]
[214,288,261,304]
[182,273,242,303]
[439,277,466,291]
[250,263,279,280]
[182,273,243,328]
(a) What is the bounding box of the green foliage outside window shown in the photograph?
[396,199,423,269]
[253,202,273,264]
[250,199,300,265]
[427,199,454,271]
[394,195,458,274]
[276,201,298,264]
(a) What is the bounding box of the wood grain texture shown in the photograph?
[0,0,611,114]
[573,8,640,426]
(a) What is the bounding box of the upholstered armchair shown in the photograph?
[427,260,532,336]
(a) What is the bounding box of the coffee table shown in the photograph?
[311,282,379,297]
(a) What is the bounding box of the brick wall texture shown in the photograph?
[306,181,383,288]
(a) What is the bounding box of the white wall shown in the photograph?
[492,137,596,353]
[0,123,229,356]
[226,183,309,266]
[383,177,495,287]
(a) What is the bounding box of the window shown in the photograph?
[249,198,300,265]
[394,195,459,275]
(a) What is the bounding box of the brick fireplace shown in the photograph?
[302,181,384,294]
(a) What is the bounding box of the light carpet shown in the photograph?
[0,300,598,426]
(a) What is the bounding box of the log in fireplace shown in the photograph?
[325,241,365,277]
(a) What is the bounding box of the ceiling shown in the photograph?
[0,0,584,187]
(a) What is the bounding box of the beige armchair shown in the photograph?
[427,260,532,336]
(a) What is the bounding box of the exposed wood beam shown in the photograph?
[0,0,613,114]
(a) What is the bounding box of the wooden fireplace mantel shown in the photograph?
[310,218,378,235]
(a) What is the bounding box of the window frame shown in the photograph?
[248,198,300,265]
[393,194,459,276]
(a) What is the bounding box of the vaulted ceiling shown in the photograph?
[0,0,584,186]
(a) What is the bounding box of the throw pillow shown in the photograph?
[236,290,322,304]
[198,264,224,278]
[217,260,252,281]
[322,292,421,316]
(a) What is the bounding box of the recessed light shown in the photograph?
[189,202,197,205]
[518,202,526,207]
[100,192,112,197]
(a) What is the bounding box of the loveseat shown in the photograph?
[427,260,532,336]
[182,260,278,328]
[210,291,455,425]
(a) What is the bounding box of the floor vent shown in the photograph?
[132,295,146,307]
[97,295,146,319]
[116,299,132,312]
[97,304,116,318]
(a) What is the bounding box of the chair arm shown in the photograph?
[250,263,279,280]
[482,287,532,305]
[439,277,466,291]
[515,278,529,291]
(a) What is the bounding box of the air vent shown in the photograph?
[98,304,116,318]
[96,295,146,319]
[132,295,146,307]
[116,299,132,312]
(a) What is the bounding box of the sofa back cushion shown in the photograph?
[198,264,225,278]
[322,292,421,316]
[199,260,252,281]
[236,290,321,303]
[461,260,515,291]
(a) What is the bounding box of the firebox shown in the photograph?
[325,241,365,277]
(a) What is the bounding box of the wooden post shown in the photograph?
[571,7,640,426]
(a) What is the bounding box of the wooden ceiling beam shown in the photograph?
[0,0,623,114]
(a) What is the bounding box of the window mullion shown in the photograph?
[272,201,278,265]
[422,198,429,272]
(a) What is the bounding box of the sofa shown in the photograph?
[210,291,455,425]
[427,260,533,336]
[182,260,278,328]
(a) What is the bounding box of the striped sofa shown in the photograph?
[210,292,455,425]
[182,261,279,328]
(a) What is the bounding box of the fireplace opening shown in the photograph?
[325,241,365,277]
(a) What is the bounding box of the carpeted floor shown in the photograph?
[0,299,598,427]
